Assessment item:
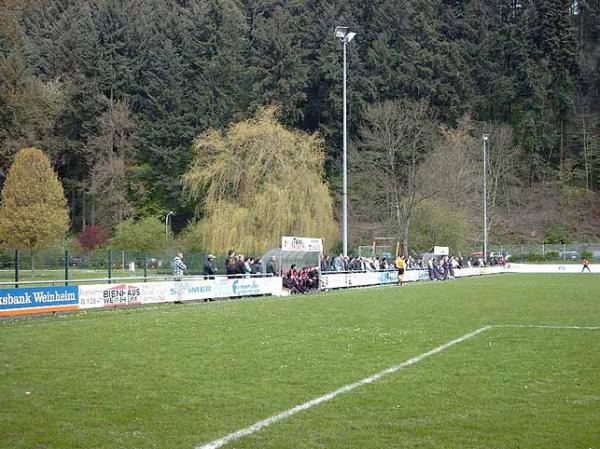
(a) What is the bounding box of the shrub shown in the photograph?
[110,217,166,252]
[545,251,560,259]
[78,225,108,250]
[581,251,592,260]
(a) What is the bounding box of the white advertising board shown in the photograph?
[319,267,507,291]
[320,271,399,290]
[433,246,449,256]
[282,236,323,252]
[508,264,599,274]
[79,277,283,310]
[453,267,481,278]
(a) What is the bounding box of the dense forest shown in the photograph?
[1,0,599,249]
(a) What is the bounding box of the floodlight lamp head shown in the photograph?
[335,26,348,39]
[346,32,356,43]
[482,134,490,141]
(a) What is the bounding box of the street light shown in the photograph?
[482,134,490,263]
[335,26,356,257]
[165,211,174,241]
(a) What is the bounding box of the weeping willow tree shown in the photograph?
[182,108,338,254]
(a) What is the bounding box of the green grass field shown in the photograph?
[1,274,599,449]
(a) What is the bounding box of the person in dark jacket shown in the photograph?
[236,254,246,275]
[252,257,263,274]
[203,254,218,279]
[266,256,278,276]
[226,250,237,277]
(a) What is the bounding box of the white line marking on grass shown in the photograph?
[194,325,492,449]
[492,324,600,330]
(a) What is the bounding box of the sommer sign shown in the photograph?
[0,286,79,316]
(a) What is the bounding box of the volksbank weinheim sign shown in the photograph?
[0,286,79,316]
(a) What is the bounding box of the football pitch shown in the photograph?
[1,274,599,449]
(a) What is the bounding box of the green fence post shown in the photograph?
[143,253,148,282]
[64,249,69,286]
[108,250,113,284]
[14,249,19,288]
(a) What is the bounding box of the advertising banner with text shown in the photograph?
[0,286,79,316]
[79,277,283,310]
[281,236,323,252]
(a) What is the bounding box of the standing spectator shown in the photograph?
[203,254,218,279]
[373,257,381,270]
[244,257,253,276]
[320,255,330,272]
[226,250,237,277]
[253,257,263,274]
[171,251,186,281]
[333,254,344,271]
[236,254,247,276]
[267,256,278,276]
[427,257,436,280]
[582,258,591,273]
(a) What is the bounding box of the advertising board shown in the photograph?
[508,264,599,274]
[0,286,79,316]
[79,283,154,309]
[79,277,283,310]
[433,246,449,256]
[321,270,399,290]
[281,236,323,252]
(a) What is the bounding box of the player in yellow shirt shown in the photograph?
[395,255,407,286]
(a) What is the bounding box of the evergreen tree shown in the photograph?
[532,0,578,169]
[249,3,310,125]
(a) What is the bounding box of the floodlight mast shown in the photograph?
[335,26,356,257]
[165,211,174,241]
[482,134,489,263]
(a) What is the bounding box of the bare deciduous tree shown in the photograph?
[87,94,136,229]
[352,99,437,256]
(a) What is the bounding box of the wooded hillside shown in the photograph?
[1,0,599,246]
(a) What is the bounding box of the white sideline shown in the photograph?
[194,325,492,449]
[193,323,599,449]
[493,324,600,330]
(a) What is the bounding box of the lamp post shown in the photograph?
[165,211,174,241]
[335,26,356,257]
[482,134,489,263]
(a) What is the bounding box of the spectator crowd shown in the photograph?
[173,249,509,295]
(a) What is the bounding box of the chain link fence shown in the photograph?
[2,242,599,287]
[0,248,238,287]
[487,244,600,262]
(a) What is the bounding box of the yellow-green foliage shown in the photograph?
[0,147,69,250]
[110,216,166,251]
[182,108,338,254]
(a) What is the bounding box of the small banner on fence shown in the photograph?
[282,236,323,252]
